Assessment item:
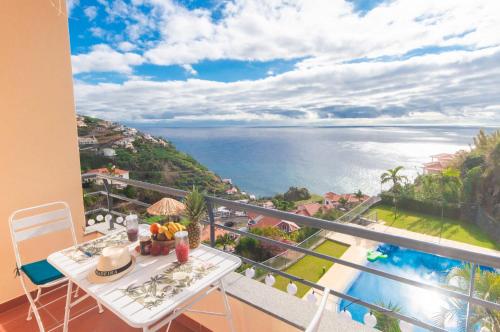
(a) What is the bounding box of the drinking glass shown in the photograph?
[126,214,139,242]
[174,231,189,263]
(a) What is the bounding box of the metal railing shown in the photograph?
[83,173,500,332]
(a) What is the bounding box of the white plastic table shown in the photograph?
[48,231,241,332]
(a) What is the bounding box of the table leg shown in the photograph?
[219,279,235,332]
[63,280,73,332]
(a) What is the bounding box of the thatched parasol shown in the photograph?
[147,198,185,216]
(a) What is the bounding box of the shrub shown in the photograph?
[380,192,463,220]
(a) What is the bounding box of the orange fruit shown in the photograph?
[150,223,160,234]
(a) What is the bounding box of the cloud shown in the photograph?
[84,6,98,21]
[142,0,500,66]
[74,46,500,125]
[66,0,79,15]
[118,41,136,52]
[71,44,144,74]
[181,64,198,75]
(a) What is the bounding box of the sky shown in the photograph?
[67,0,500,127]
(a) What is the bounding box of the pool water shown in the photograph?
[339,245,467,331]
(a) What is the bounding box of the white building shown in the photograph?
[101,148,116,157]
[83,168,129,189]
[78,136,97,145]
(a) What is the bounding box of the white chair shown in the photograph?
[9,201,102,332]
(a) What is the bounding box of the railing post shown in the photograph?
[103,179,114,230]
[465,263,476,332]
[205,198,216,247]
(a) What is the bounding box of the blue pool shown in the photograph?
[340,245,470,331]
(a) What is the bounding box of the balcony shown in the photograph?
[76,173,499,332]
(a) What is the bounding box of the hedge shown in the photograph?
[380,192,463,220]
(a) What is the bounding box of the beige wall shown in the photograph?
[0,1,85,304]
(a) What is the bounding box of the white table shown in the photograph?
[48,231,241,332]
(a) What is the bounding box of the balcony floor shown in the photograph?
[0,285,210,332]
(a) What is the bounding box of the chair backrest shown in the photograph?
[9,202,77,267]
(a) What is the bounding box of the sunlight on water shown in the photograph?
[140,126,479,196]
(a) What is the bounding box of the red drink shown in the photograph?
[125,214,139,242]
[175,243,189,263]
[127,229,138,242]
[174,231,189,263]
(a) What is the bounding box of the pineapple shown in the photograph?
[183,187,207,249]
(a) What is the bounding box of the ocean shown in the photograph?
[138,126,481,197]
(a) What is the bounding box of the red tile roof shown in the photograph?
[84,167,129,175]
[294,203,322,217]
[247,212,300,232]
[324,192,368,203]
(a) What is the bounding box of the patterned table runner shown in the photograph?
[62,231,130,263]
[121,258,216,309]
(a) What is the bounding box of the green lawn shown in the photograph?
[368,205,499,250]
[274,240,349,297]
[295,194,324,206]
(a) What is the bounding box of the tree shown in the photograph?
[354,189,364,202]
[381,166,407,193]
[374,301,403,332]
[338,197,348,209]
[438,264,499,332]
[283,186,311,201]
[381,166,407,220]
[272,198,295,211]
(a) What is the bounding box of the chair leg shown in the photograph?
[20,277,45,332]
[97,301,104,314]
[26,287,41,321]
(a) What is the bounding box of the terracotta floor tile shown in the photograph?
[0,287,201,332]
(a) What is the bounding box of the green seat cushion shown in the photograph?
[21,259,64,285]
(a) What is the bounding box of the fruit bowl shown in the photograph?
[151,239,175,250]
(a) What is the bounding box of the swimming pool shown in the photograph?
[339,245,469,331]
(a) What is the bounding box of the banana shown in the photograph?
[165,229,173,240]
[168,223,178,233]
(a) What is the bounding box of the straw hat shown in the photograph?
[88,247,136,283]
[147,197,185,216]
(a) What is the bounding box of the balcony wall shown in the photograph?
[0,1,85,304]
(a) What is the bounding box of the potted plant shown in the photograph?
[184,187,207,249]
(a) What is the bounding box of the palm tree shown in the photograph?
[374,301,403,332]
[381,166,407,220]
[380,166,407,193]
[354,189,364,202]
[437,264,500,332]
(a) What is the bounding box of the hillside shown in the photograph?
[77,115,231,194]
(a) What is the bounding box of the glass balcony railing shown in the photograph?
[81,173,500,332]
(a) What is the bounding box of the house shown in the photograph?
[247,212,300,233]
[78,136,97,145]
[76,118,87,128]
[100,148,116,157]
[294,202,323,217]
[113,137,135,149]
[423,153,456,174]
[323,192,369,208]
[124,128,137,136]
[216,206,231,218]
[225,187,238,195]
[222,178,232,185]
[262,200,275,209]
[82,167,130,188]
